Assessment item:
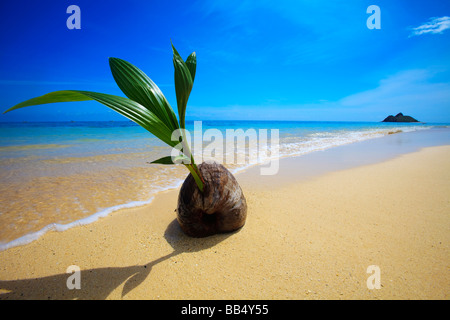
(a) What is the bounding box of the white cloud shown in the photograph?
[340,69,449,104]
[336,69,450,121]
[410,16,450,37]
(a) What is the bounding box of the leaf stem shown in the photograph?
[185,164,204,192]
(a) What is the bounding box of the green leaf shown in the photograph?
[3,90,177,148]
[3,45,205,192]
[109,57,180,132]
[150,155,190,165]
[185,52,196,83]
[4,90,91,109]
[171,42,193,129]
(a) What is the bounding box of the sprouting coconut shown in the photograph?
[3,43,247,237]
[177,161,247,237]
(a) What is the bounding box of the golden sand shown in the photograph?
[0,145,449,300]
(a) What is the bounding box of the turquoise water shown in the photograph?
[0,120,440,160]
[0,120,447,250]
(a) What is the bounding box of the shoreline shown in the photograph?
[1,144,448,299]
[239,127,450,189]
[0,134,449,299]
[1,127,449,251]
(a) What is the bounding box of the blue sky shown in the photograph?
[0,0,449,122]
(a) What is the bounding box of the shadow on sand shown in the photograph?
[0,219,235,300]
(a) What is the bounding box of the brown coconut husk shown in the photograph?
[176,161,247,237]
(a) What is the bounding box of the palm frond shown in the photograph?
[4,44,205,192]
[171,42,194,129]
[109,57,179,132]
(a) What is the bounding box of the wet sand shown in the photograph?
[0,143,449,300]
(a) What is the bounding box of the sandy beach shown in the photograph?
[0,143,449,300]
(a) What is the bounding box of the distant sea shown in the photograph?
[0,120,447,250]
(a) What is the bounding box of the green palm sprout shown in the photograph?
[3,43,204,192]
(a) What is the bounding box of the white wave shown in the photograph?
[0,179,185,252]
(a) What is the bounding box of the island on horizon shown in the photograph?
[382,113,419,123]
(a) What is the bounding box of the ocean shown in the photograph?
[0,120,446,250]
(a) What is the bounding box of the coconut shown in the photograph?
[176,161,247,237]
